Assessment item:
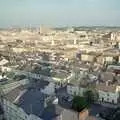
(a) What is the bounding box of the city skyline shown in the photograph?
[0,0,120,28]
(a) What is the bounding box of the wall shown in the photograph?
[79,109,89,120]
[98,90,119,104]
[67,85,85,96]
[81,54,94,62]
[67,85,79,95]
[3,99,42,120]
[2,79,29,94]
[103,56,113,63]
[41,82,55,95]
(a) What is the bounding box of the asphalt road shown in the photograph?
[90,104,112,116]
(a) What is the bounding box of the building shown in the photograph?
[111,32,120,41]
[1,80,52,120]
[67,83,86,96]
[80,52,100,63]
[102,49,119,64]
[41,82,55,95]
[42,104,89,120]
[96,82,120,104]
[3,99,43,120]
[67,75,88,96]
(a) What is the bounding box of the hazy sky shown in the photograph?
[0,0,120,27]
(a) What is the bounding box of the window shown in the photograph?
[74,92,76,95]
[102,98,104,102]
[112,100,114,104]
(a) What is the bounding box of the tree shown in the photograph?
[84,90,98,105]
[84,90,94,105]
[72,96,88,112]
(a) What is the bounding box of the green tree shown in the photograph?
[84,90,94,105]
[84,90,98,105]
[72,96,88,112]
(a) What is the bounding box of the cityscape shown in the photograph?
[0,0,120,120]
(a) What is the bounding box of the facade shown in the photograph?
[80,51,101,63]
[3,99,28,120]
[61,108,89,120]
[81,54,95,62]
[98,90,119,104]
[103,56,114,63]
[96,83,120,104]
[41,82,55,95]
[2,79,29,94]
[111,32,120,41]
[3,99,42,120]
[102,49,119,64]
[67,84,86,96]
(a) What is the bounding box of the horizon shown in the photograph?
[1,25,120,29]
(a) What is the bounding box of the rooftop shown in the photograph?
[5,85,25,102]
[5,80,50,117]
[96,83,117,92]
[103,48,120,57]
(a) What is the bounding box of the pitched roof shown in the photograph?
[96,83,116,92]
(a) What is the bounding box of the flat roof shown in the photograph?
[5,85,25,102]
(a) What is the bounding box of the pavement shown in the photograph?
[98,102,119,108]
[90,104,110,116]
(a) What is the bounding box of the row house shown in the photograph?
[102,49,120,64]
[80,52,101,63]
[96,82,120,104]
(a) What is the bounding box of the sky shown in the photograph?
[0,0,120,28]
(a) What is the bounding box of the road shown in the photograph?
[90,104,113,116]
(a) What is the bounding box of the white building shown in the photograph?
[67,72,87,96]
[111,32,120,41]
[41,82,55,95]
[80,52,98,62]
[103,56,114,63]
[96,83,120,104]
[67,83,86,96]
[102,49,119,64]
